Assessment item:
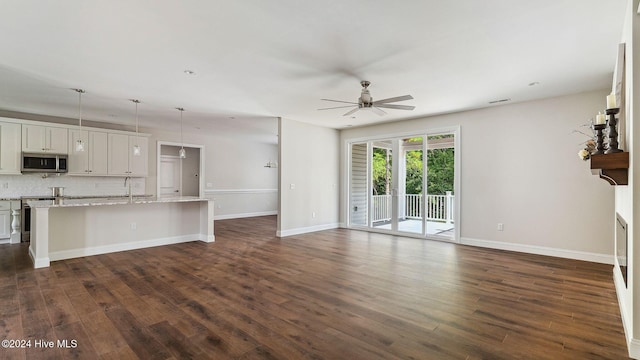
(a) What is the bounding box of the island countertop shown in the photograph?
[28,196,214,268]
[27,196,208,208]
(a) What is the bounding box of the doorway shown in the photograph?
[348,129,459,241]
[157,142,204,197]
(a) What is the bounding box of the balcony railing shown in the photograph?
[372,192,454,224]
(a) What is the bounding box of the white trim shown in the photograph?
[48,233,213,262]
[0,116,152,136]
[277,223,340,237]
[461,237,614,264]
[628,339,640,359]
[614,266,634,357]
[29,246,50,268]
[205,188,278,195]
[215,210,277,220]
[343,126,459,143]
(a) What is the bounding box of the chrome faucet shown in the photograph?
[124,176,133,202]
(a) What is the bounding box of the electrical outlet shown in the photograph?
[130,222,137,230]
[497,223,504,231]
[2,182,8,189]
[206,182,213,188]
[312,211,316,218]
[290,183,295,190]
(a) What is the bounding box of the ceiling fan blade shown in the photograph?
[373,95,414,104]
[375,104,415,111]
[318,105,359,110]
[371,107,387,116]
[343,107,360,116]
[321,98,359,105]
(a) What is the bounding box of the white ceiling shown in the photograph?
[0,1,628,134]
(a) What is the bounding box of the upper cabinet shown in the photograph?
[22,125,68,154]
[0,122,21,174]
[68,130,108,175]
[108,134,148,177]
[0,118,149,177]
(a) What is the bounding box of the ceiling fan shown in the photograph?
[319,80,415,116]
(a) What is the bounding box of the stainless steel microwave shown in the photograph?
[21,153,68,173]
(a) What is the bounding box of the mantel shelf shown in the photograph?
[590,152,629,185]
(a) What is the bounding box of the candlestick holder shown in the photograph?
[605,108,622,154]
[592,123,606,155]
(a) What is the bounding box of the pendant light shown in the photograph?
[73,88,86,152]
[130,99,141,156]
[176,107,186,159]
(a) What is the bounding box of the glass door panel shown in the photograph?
[425,134,455,239]
[400,137,424,234]
[348,131,456,240]
[371,141,393,231]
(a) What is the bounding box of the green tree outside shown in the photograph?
[372,136,454,196]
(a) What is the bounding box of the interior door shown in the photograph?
[159,156,181,196]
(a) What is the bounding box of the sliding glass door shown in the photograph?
[348,130,457,241]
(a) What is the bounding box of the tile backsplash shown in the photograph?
[0,174,146,198]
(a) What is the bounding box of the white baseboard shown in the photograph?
[614,267,636,359]
[277,223,340,237]
[214,210,277,220]
[29,245,50,269]
[460,237,614,264]
[628,339,640,359]
[48,234,210,263]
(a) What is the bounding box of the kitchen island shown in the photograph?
[28,196,214,268]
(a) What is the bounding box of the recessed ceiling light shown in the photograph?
[528,81,540,86]
[183,70,196,75]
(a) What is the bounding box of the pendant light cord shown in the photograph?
[78,91,82,128]
[130,99,141,155]
[132,99,140,138]
[74,88,85,128]
[176,107,185,150]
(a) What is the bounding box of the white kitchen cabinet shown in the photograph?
[0,201,10,240]
[68,130,108,175]
[22,125,68,153]
[0,122,21,174]
[108,133,148,176]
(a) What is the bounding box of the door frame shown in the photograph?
[156,141,205,197]
[344,126,461,243]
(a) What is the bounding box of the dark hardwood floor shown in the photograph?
[0,215,630,359]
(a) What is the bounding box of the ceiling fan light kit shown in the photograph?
[319,80,415,116]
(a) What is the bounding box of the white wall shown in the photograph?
[341,90,615,262]
[144,118,279,219]
[278,118,340,236]
[615,0,638,356]
[0,173,145,198]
